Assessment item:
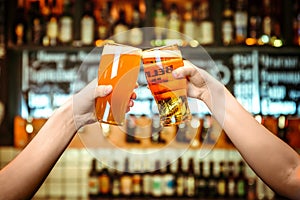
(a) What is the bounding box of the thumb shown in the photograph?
[95,85,113,98]
[172,60,197,79]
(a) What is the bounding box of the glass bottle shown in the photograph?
[28,1,44,45]
[236,161,247,198]
[120,158,133,197]
[163,160,175,197]
[167,3,181,40]
[221,0,234,46]
[246,0,261,46]
[183,2,195,40]
[198,0,214,45]
[98,163,111,196]
[142,158,152,197]
[113,9,129,44]
[59,0,73,45]
[132,159,142,196]
[207,161,218,197]
[96,3,110,40]
[13,3,28,46]
[111,161,121,197]
[227,161,236,198]
[175,157,185,197]
[217,161,227,197]
[234,0,248,45]
[151,160,163,197]
[80,1,95,46]
[259,0,272,45]
[154,1,167,41]
[129,5,144,46]
[185,158,196,197]
[196,161,207,197]
[88,159,99,198]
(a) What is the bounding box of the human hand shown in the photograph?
[72,79,136,130]
[172,60,212,101]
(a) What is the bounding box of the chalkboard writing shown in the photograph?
[259,53,300,115]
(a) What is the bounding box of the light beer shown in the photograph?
[95,43,142,125]
[142,45,191,126]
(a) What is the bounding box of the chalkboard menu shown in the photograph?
[259,53,300,115]
[21,48,300,118]
[21,50,100,117]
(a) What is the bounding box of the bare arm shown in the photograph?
[0,82,115,200]
[173,61,300,199]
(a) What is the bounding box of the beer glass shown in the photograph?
[95,43,142,125]
[142,44,191,126]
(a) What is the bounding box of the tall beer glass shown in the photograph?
[142,44,191,126]
[95,43,142,125]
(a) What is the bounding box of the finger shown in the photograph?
[172,60,197,79]
[95,85,113,98]
[130,92,137,100]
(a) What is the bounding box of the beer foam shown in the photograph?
[102,43,142,55]
[142,49,182,59]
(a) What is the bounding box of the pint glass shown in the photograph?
[142,45,191,126]
[95,43,142,125]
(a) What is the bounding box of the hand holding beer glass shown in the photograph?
[142,45,191,126]
[95,43,142,125]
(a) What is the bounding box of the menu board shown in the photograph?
[21,50,100,118]
[259,53,300,115]
[21,48,300,118]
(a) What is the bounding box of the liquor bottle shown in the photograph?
[120,158,133,197]
[247,177,257,200]
[182,2,195,40]
[217,161,227,197]
[98,163,111,196]
[96,4,110,40]
[221,0,234,46]
[129,5,144,46]
[88,159,99,197]
[227,161,236,198]
[111,161,121,197]
[259,0,272,45]
[163,160,175,197]
[185,158,196,197]
[80,1,95,46]
[44,0,59,46]
[167,3,181,39]
[13,4,28,45]
[236,161,247,198]
[151,160,163,197]
[58,0,73,45]
[113,9,129,44]
[28,1,44,45]
[293,0,300,46]
[175,157,185,197]
[269,0,283,47]
[142,158,152,197]
[246,0,261,46]
[132,159,142,196]
[234,0,248,45]
[207,161,217,198]
[196,161,207,197]
[198,0,214,45]
[154,1,167,41]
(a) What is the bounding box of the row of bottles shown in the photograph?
[88,157,277,199]
[11,0,300,47]
[119,113,300,150]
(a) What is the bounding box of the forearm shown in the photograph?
[0,98,77,200]
[207,86,300,199]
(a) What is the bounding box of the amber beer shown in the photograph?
[142,45,191,126]
[95,43,142,125]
